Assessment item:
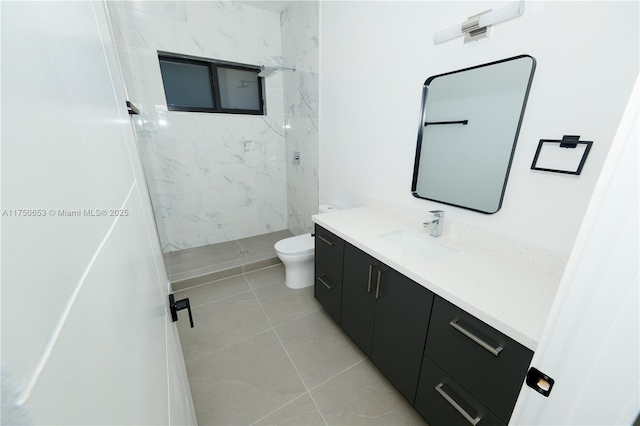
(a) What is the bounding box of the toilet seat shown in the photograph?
[274,233,314,256]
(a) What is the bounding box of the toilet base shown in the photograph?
[283,257,314,289]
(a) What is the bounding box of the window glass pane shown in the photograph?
[159,59,214,109]
[217,67,261,111]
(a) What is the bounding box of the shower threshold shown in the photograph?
[164,229,294,291]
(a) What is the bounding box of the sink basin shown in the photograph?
[380,231,455,260]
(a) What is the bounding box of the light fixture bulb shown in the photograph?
[478,0,525,28]
[433,24,463,45]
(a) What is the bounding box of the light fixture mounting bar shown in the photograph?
[462,10,492,44]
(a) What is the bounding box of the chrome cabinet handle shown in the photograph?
[318,276,334,290]
[449,319,503,356]
[435,383,481,425]
[367,264,375,293]
[317,235,334,246]
[375,270,383,299]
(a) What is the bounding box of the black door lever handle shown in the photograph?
[169,294,194,328]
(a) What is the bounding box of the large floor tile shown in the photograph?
[177,291,271,362]
[245,264,286,290]
[276,310,366,389]
[310,360,427,425]
[175,274,251,307]
[254,393,325,426]
[186,330,307,425]
[253,282,322,327]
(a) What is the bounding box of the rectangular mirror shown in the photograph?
[411,55,536,214]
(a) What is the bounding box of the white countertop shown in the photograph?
[312,206,567,351]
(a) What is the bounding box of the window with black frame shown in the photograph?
[158,53,265,115]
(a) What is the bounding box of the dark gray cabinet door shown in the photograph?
[340,243,378,357]
[341,243,434,403]
[371,267,434,403]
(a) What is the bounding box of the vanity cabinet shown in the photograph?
[314,224,345,324]
[313,224,533,425]
[341,243,434,402]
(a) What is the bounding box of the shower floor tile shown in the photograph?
[165,230,293,291]
[177,264,428,426]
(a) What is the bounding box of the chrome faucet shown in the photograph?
[423,210,444,237]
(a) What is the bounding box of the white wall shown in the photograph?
[319,1,639,253]
[1,2,195,423]
[108,1,288,252]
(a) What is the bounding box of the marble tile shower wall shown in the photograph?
[281,1,320,235]
[107,1,289,252]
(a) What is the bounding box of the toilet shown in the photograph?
[275,204,337,289]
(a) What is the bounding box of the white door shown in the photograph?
[511,76,639,424]
[1,1,195,424]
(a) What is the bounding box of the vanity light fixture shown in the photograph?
[433,0,525,45]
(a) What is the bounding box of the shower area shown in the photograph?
[106,1,319,288]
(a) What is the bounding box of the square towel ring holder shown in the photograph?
[530,135,593,175]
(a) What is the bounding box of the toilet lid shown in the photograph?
[274,233,314,255]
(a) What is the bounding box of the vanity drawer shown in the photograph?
[314,265,342,324]
[425,296,533,424]
[415,356,504,426]
[314,224,344,282]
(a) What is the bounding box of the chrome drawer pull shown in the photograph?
[449,319,503,356]
[317,235,334,246]
[318,276,334,290]
[435,383,481,426]
[375,270,383,299]
[367,264,375,293]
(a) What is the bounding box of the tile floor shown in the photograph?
[165,230,294,290]
[174,264,428,425]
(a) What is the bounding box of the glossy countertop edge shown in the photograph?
[312,207,567,351]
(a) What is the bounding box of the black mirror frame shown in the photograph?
[411,54,537,214]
